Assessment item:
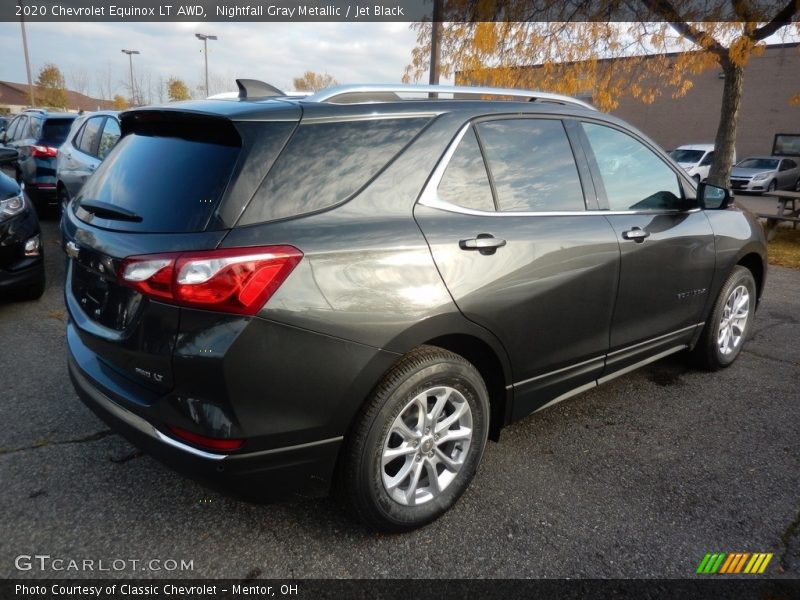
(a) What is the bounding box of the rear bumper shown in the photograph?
[67,352,343,500]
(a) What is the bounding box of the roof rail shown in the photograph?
[306,84,596,110]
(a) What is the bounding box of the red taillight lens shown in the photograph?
[31,145,58,158]
[167,426,244,451]
[118,246,302,315]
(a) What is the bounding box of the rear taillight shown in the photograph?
[118,246,302,315]
[167,426,244,451]
[31,145,58,158]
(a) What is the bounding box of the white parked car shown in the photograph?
[669,144,735,183]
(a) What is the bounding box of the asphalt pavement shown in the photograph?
[1,217,798,580]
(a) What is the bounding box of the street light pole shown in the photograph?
[195,33,217,98]
[121,49,140,105]
[18,1,35,106]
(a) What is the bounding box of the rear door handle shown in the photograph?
[459,234,507,255]
[622,227,650,242]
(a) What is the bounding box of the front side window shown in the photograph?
[437,127,495,212]
[4,117,21,141]
[582,123,684,211]
[475,119,585,212]
[700,151,714,166]
[10,116,27,142]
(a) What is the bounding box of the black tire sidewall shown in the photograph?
[707,267,756,368]
[358,357,489,531]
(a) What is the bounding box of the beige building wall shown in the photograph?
[610,43,800,159]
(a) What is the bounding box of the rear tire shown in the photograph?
[690,266,756,371]
[337,345,489,532]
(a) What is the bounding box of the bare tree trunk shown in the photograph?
[708,58,744,187]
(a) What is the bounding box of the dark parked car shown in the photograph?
[0,148,44,300]
[1,109,77,213]
[56,111,120,210]
[62,83,767,532]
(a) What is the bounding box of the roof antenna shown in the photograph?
[236,79,285,99]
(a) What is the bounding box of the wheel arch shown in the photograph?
[422,333,511,441]
[737,251,765,303]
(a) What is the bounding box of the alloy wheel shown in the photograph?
[717,284,750,356]
[381,385,473,506]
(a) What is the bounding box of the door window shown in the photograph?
[4,117,21,141]
[97,118,121,160]
[582,123,685,211]
[476,119,585,212]
[700,151,714,166]
[9,116,27,142]
[437,127,495,212]
[78,117,104,156]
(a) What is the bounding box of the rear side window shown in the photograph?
[437,127,495,212]
[475,119,585,212]
[76,122,240,233]
[42,118,75,144]
[240,117,430,224]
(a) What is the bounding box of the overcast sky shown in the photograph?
[0,22,435,99]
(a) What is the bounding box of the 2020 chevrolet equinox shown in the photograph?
[62,82,767,532]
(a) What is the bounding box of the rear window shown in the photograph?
[42,118,75,144]
[240,117,430,224]
[75,128,240,233]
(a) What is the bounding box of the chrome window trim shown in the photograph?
[417,122,703,218]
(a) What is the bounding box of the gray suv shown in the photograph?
[62,83,767,532]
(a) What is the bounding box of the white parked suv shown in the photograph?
[669,144,735,183]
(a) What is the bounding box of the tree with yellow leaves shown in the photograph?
[167,77,191,102]
[292,71,338,92]
[405,1,800,185]
[35,63,67,109]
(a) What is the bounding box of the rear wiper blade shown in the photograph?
[79,199,143,222]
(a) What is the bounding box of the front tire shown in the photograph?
[766,179,777,194]
[337,346,489,532]
[690,266,756,370]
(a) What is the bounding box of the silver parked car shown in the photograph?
[56,110,120,211]
[730,156,800,194]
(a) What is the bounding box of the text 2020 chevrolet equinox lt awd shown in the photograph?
[62,82,767,532]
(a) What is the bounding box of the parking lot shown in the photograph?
[1,215,798,580]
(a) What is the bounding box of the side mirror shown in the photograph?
[698,182,732,210]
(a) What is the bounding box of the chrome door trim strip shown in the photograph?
[597,345,688,385]
[533,382,598,413]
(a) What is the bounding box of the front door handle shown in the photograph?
[459,234,507,255]
[622,227,650,243]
